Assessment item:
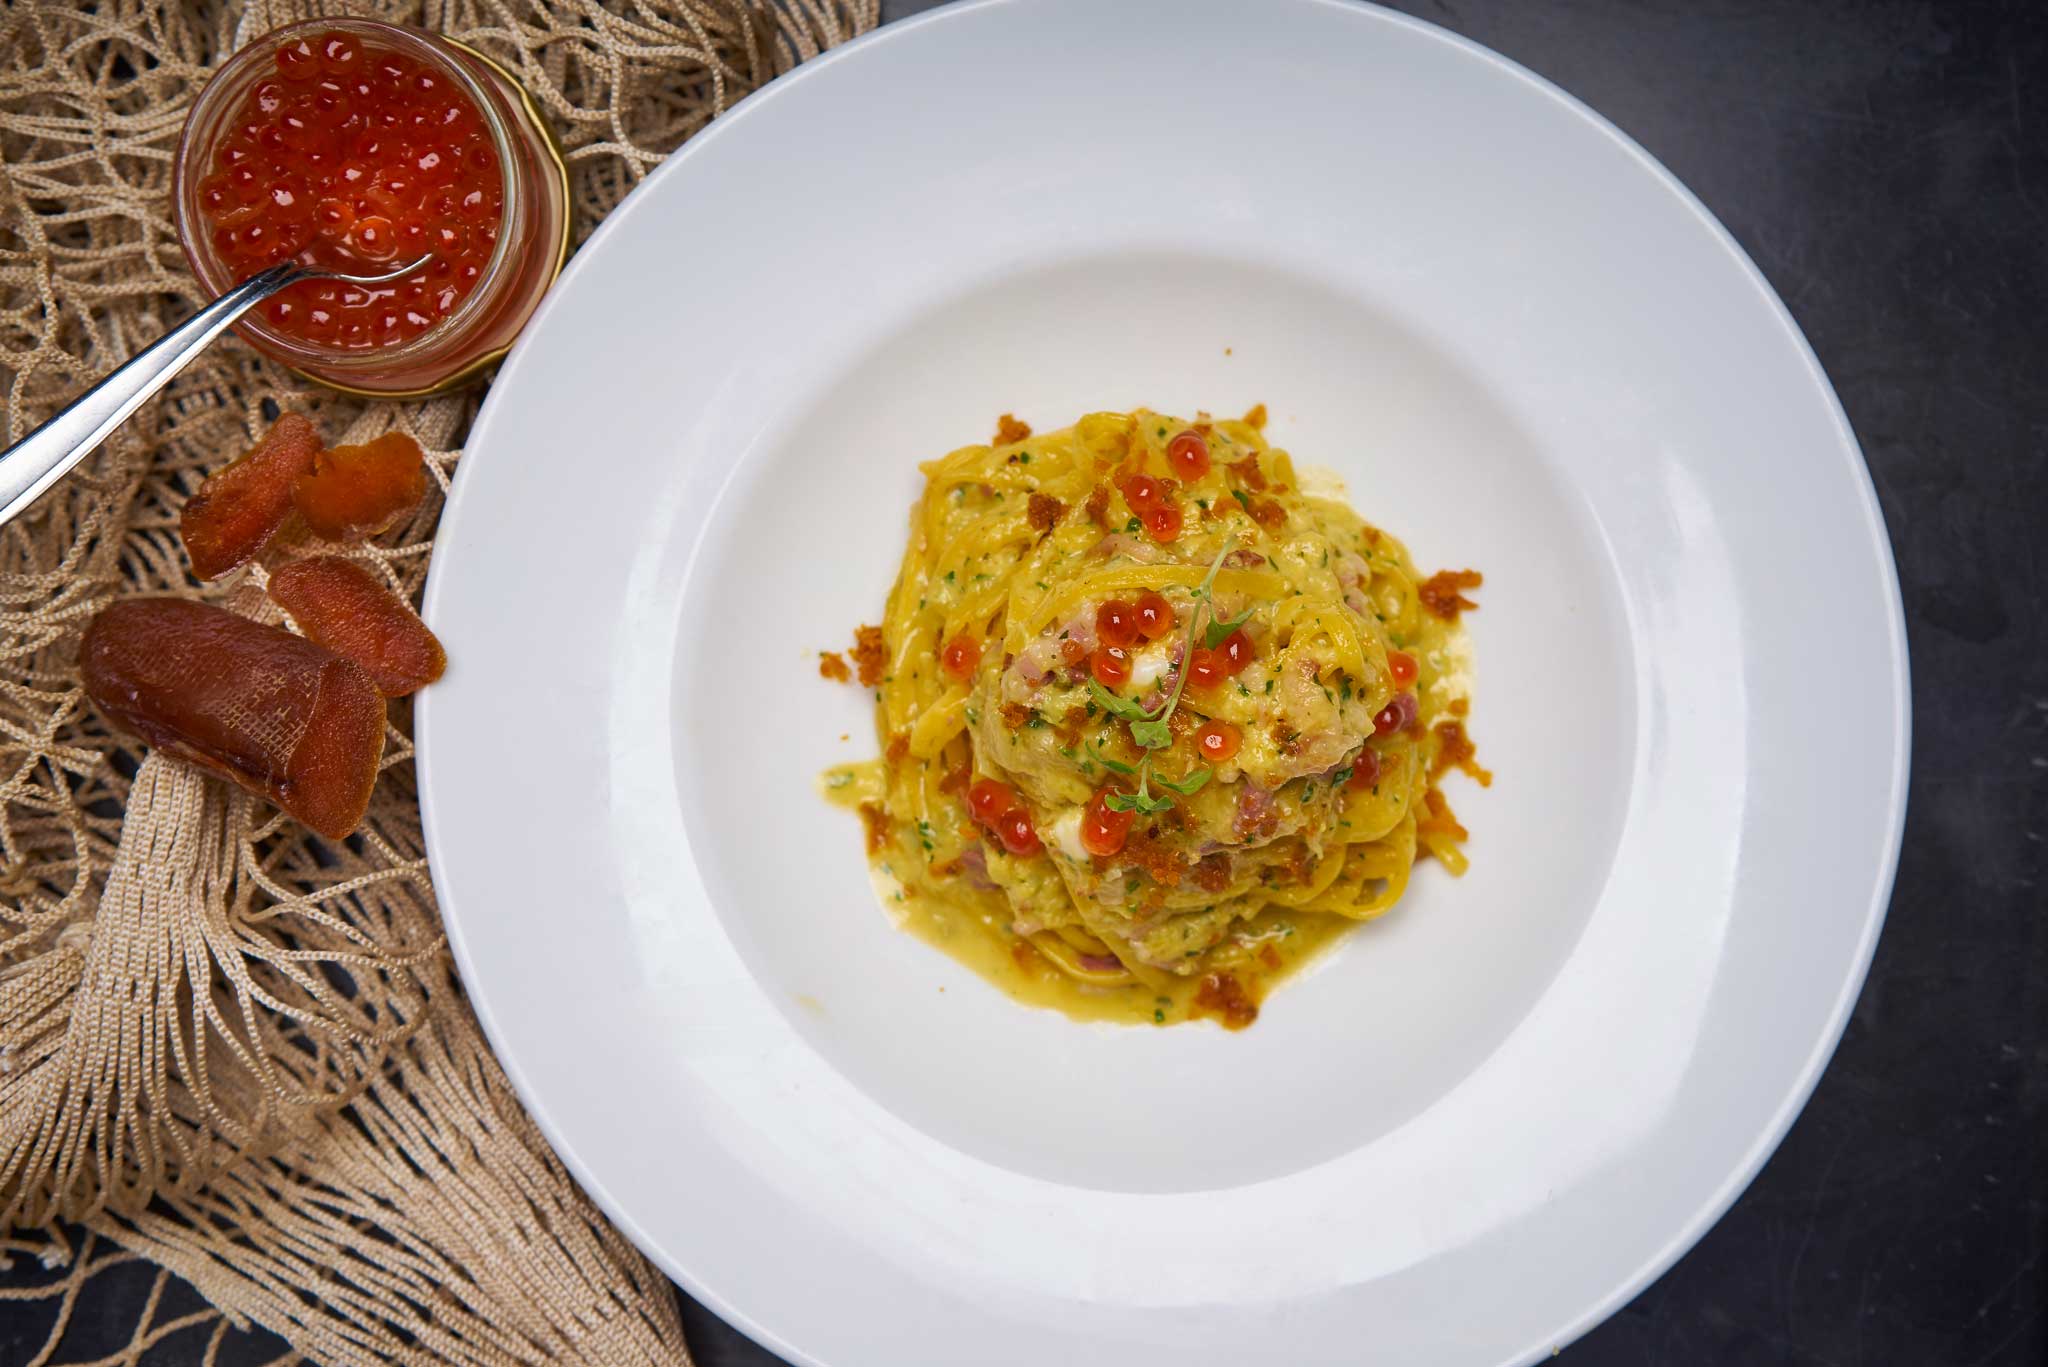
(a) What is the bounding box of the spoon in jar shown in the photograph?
[0,254,433,527]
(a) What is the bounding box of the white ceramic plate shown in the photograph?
[417,2,1909,1362]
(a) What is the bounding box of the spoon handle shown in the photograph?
[0,261,303,526]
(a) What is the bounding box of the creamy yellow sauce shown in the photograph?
[823,762,1354,1026]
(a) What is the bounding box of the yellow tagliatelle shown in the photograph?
[825,408,1488,1029]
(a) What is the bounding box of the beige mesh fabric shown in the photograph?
[0,0,875,1361]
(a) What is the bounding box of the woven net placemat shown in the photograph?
[0,1,875,1361]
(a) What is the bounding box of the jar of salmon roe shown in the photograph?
[174,20,570,396]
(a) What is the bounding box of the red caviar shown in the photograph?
[1216,628,1255,673]
[1092,644,1133,686]
[967,778,1015,825]
[1387,648,1418,688]
[1133,591,1176,640]
[1185,647,1227,691]
[1374,692,1420,736]
[1096,599,1139,648]
[1166,429,1211,479]
[1120,473,1166,514]
[996,806,1042,857]
[965,777,1040,856]
[940,634,981,681]
[197,29,504,349]
[1143,504,1184,542]
[1080,788,1136,857]
[1195,720,1242,762]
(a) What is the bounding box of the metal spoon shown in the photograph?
[0,255,433,527]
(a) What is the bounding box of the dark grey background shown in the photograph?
[6,1,2042,1364]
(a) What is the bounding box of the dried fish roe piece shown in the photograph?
[81,597,386,840]
[293,431,427,541]
[850,624,886,687]
[181,412,323,579]
[269,555,446,697]
[1418,568,1483,622]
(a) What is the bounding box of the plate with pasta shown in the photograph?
[821,407,1492,1031]
[416,2,1908,1365]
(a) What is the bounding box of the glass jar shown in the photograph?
[174,19,570,397]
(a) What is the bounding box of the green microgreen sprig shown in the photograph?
[1103,767,1178,814]
[1085,741,1137,775]
[1087,539,1247,816]
[1128,717,1172,750]
[1204,604,1255,649]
